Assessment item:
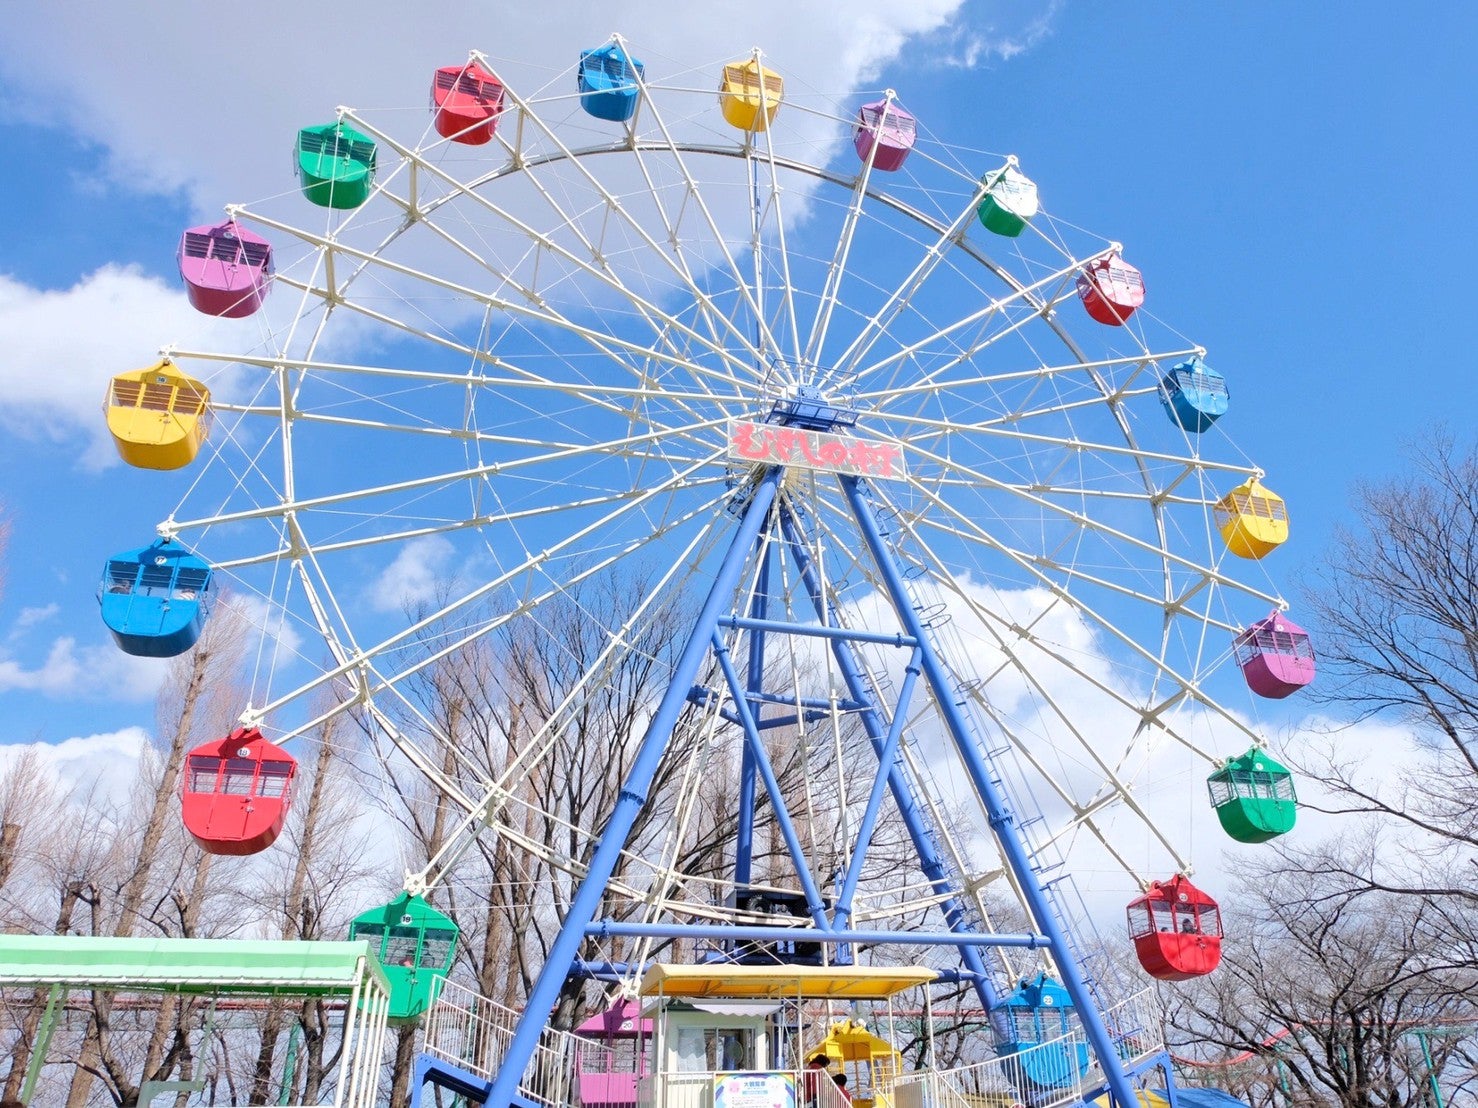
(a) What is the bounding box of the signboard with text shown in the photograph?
[712,1071,796,1108]
[727,420,905,480]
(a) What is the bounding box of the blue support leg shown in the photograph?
[839,474,1145,1108]
[736,534,770,888]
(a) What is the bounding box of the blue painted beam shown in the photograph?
[839,474,1146,1108]
[588,920,1051,948]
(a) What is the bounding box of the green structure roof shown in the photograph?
[0,935,389,997]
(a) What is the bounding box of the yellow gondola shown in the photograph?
[719,59,783,132]
[810,1018,902,1108]
[105,359,212,470]
[1214,477,1288,558]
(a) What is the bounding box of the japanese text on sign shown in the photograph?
[727,420,905,480]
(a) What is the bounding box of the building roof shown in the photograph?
[0,935,389,997]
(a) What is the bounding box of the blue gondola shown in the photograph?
[993,973,1090,1089]
[578,43,645,122]
[98,539,214,657]
[1159,355,1229,432]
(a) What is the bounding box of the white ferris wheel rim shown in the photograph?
[148,52,1286,942]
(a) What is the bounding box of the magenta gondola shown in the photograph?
[854,99,916,172]
[1235,610,1316,698]
[177,221,272,318]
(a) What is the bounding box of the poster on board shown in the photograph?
[712,1071,796,1108]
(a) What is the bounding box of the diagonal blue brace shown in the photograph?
[485,467,783,1107]
[777,503,1009,1022]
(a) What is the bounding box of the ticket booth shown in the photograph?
[634,964,936,1108]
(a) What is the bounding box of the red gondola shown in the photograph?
[1076,253,1145,326]
[431,60,505,145]
[1126,874,1222,981]
[181,727,296,855]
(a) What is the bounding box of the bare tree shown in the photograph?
[371,566,838,1038]
[1165,842,1478,1108]
[61,599,251,1107]
[1300,431,1478,905]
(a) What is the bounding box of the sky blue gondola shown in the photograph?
[98,539,213,658]
[1160,355,1229,432]
[579,44,645,122]
[993,973,1091,1089]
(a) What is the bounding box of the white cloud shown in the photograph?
[223,592,306,669]
[0,1,1063,470]
[0,635,167,702]
[9,604,59,635]
[0,1,1000,216]
[0,727,151,806]
[920,0,1062,67]
[808,572,1443,938]
[369,535,458,613]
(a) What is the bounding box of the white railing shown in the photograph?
[419,978,583,1107]
[894,987,1164,1108]
[419,982,1161,1108]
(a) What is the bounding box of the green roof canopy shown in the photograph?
[0,935,389,997]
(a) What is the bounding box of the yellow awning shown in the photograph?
[638,963,937,1000]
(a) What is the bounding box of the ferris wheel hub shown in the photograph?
[766,383,858,431]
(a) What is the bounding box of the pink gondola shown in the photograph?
[853,99,917,172]
[1076,253,1146,326]
[177,221,272,318]
[574,999,652,1107]
[1235,610,1316,699]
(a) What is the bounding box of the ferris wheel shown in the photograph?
[99,38,1312,1106]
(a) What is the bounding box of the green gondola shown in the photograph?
[296,122,377,209]
[976,165,1039,237]
[348,892,458,1022]
[1206,747,1297,843]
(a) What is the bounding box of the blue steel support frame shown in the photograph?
[485,467,783,1108]
[710,628,831,927]
[485,463,1148,1108]
[777,506,1009,1018]
[839,474,1144,1108]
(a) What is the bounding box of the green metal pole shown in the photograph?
[277,1017,302,1106]
[136,1078,205,1106]
[1415,1029,1445,1108]
[18,985,63,1106]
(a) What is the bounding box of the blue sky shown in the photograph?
[0,2,1471,889]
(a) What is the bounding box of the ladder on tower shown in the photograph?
[856,485,1115,1011]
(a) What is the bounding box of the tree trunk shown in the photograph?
[67,625,225,1108]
